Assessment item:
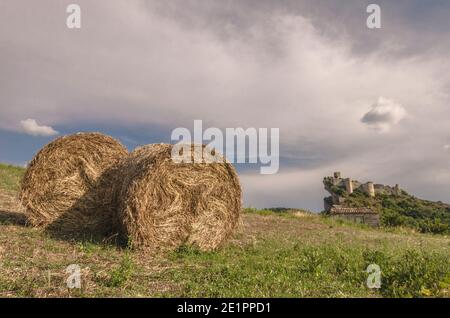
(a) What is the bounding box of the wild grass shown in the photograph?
[167,238,449,298]
[0,163,25,192]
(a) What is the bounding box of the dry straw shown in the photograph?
[116,143,242,252]
[20,132,128,238]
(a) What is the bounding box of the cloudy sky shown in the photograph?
[1,0,449,211]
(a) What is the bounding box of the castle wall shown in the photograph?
[330,213,380,227]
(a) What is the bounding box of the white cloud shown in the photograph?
[20,119,58,137]
[361,97,407,132]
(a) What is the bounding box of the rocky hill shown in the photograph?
[323,172,450,234]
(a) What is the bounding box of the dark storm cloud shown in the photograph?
[150,0,450,56]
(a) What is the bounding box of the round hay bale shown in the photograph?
[20,132,128,237]
[116,143,241,252]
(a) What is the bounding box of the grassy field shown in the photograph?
[0,164,449,297]
[0,163,25,193]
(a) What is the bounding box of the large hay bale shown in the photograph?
[20,132,128,237]
[116,143,241,251]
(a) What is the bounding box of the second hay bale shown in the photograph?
[116,143,242,251]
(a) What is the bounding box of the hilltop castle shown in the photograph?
[323,172,402,227]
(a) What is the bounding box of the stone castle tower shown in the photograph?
[322,172,403,227]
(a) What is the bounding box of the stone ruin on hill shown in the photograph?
[323,172,402,227]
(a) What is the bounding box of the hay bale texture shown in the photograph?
[20,132,128,237]
[116,143,242,251]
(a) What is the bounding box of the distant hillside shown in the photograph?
[346,189,449,234]
[324,175,450,234]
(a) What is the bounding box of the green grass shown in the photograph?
[242,207,313,219]
[104,253,135,288]
[167,238,449,298]
[243,207,294,218]
[0,163,25,192]
[0,163,449,297]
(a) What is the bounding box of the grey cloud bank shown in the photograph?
[1,1,449,210]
